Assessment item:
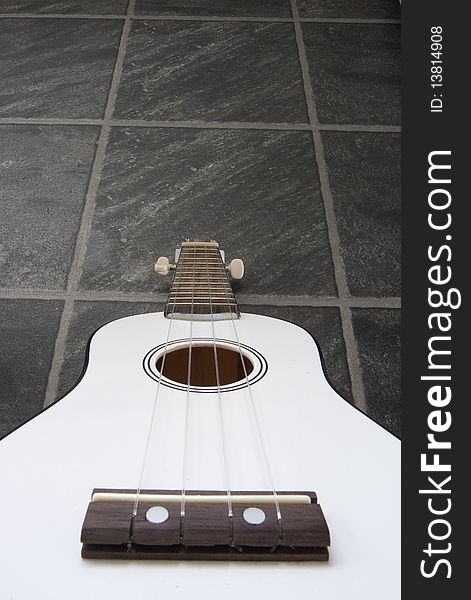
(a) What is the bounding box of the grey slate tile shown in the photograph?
[57,301,164,398]
[0,125,100,290]
[135,0,292,17]
[0,1,128,13]
[0,18,122,118]
[0,299,63,439]
[297,0,400,19]
[78,127,337,296]
[240,304,352,402]
[352,308,400,437]
[114,21,307,123]
[322,131,400,297]
[302,23,400,125]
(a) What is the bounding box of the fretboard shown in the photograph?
[164,241,240,321]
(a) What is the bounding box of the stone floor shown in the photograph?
[0,0,401,439]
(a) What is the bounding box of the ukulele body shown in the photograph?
[0,311,400,599]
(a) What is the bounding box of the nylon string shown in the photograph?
[179,245,197,541]
[217,250,284,544]
[127,249,183,547]
[204,245,234,544]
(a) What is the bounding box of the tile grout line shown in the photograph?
[289,0,367,411]
[0,13,400,24]
[300,18,401,24]
[43,0,136,408]
[238,295,401,308]
[132,15,293,22]
[0,117,103,126]
[0,13,127,19]
[111,119,310,131]
[319,124,400,133]
[0,287,402,308]
[0,290,66,300]
[0,117,400,132]
[0,13,290,22]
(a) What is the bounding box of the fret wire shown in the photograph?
[176,266,226,270]
[176,270,227,273]
[167,298,236,303]
[166,302,238,307]
[176,262,222,266]
[170,293,232,297]
[170,291,235,295]
[169,297,236,301]
[173,282,231,290]
[168,297,236,301]
[169,292,234,296]
[179,252,221,259]
[170,293,235,296]
[178,259,222,262]
[171,289,232,292]
[177,258,221,261]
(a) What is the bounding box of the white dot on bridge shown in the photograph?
[146,506,169,524]
[243,507,266,525]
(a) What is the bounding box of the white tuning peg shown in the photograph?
[154,256,175,275]
[228,258,244,280]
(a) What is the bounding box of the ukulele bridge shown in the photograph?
[81,489,330,561]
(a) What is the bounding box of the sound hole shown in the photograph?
[155,345,254,387]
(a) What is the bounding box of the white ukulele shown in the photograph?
[0,241,400,599]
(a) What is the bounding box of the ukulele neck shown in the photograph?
[164,241,240,321]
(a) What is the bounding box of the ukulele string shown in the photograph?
[218,251,284,546]
[205,245,234,545]
[179,245,197,542]
[128,247,183,547]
